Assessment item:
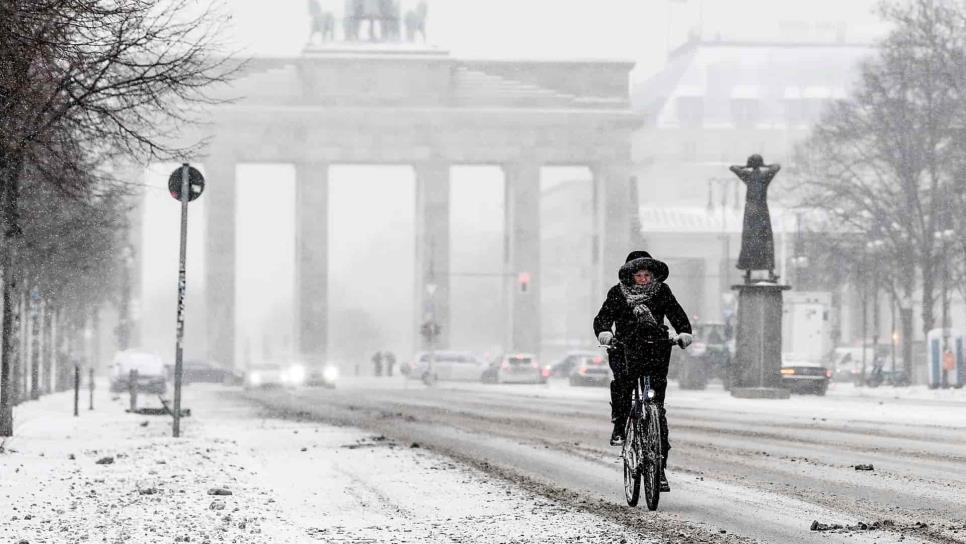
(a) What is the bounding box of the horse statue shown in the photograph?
[344,0,401,41]
[404,1,428,43]
[308,0,336,43]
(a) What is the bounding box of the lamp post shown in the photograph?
[860,239,885,385]
[934,228,955,387]
[790,212,809,287]
[868,239,885,379]
[708,176,739,314]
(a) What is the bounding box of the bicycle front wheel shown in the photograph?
[622,417,642,506]
[643,404,664,511]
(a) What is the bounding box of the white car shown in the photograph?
[407,351,489,382]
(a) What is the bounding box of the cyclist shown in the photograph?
[594,253,692,489]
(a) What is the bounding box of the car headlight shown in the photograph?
[249,372,262,386]
[322,365,339,382]
[288,364,306,385]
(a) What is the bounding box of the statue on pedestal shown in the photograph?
[308,0,336,43]
[729,154,781,283]
[727,154,790,399]
[308,0,426,44]
[405,1,428,42]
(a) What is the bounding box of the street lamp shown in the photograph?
[790,212,809,286]
[862,239,886,385]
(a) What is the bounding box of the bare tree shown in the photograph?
[794,0,966,378]
[0,0,235,436]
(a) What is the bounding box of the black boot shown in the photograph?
[609,420,624,446]
[660,453,670,492]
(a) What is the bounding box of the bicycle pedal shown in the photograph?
[660,481,670,493]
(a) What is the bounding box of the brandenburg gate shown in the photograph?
[199,43,637,368]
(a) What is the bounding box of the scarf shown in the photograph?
[620,281,662,327]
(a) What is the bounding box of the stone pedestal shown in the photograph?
[730,281,791,399]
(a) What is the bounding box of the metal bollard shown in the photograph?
[73,366,80,417]
[129,369,138,412]
[89,367,95,411]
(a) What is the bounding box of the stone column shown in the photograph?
[504,162,541,354]
[414,162,450,349]
[295,163,329,367]
[203,155,237,368]
[592,162,633,298]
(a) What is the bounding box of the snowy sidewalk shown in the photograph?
[0,384,647,544]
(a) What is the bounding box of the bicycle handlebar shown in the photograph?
[598,334,684,350]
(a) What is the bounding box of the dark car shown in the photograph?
[180,360,244,385]
[549,350,603,378]
[780,359,831,395]
[304,364,340,388]
[568,354,611,386]
[672,322,732,390]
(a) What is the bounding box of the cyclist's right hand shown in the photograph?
[597,331,614,346]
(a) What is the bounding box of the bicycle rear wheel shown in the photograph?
[643,404,664,511]
[622,417,642,506]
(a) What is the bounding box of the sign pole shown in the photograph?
[173,163,190,437]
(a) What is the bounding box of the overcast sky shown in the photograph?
[222,0,886,78]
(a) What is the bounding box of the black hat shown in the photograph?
[624,250,652,262]
[619,256,669,285]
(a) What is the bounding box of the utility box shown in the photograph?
[782,291,832,363]
[926,328,965,388]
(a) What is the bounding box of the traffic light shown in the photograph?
[518,272,530,293]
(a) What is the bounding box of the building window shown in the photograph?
[731,98,760,128]
[676,96,704,128]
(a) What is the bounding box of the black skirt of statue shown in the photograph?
[730,164,780,271]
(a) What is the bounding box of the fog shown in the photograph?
[133,0,906,372]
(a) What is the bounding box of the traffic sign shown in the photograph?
[168,165,205,202]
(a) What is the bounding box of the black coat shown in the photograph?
[730,164,780,271]
[593,283,692,343]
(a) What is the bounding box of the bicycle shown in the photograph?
[606,335,681,511]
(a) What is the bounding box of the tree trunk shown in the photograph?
[43,302,53,394]
[30,290,40,400]
[0,264,16,436]
[8,292,22,407]
[920,252,937,337]
[0,153,24,436]
[900,298,915,383]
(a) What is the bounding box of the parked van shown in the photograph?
[110,351,167,394]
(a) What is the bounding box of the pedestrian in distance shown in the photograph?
[384,351,396,377]
[594,252,692,490]
[372,351,384,377]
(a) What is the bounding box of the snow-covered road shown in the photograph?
[246,378,966,544]
[0,383,658,543]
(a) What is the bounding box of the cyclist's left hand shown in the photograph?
[677,333,693,348]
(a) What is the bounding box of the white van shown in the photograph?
[110,351,167,394]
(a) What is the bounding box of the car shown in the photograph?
[483,353,543,384]
[110,351,167,394]
[672,322,732,389]
[568,354,611,386]
[304,364,340,388]
[407,351,489,383]
[826,346,889,383]
[179,359,244,385]
[549,350,604,378]
[245,363,288,388]
[780,358,832,395]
